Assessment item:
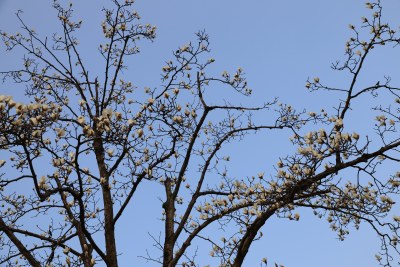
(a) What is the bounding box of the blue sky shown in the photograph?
[1,1,400,266]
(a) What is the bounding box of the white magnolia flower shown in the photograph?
[30,117,39,126]
[335,118,343,128]
[180,44,190,52]
[8,100,16,108]
[32,130,42,138]
[128,119,136,126]
[352,132,360,140]
[107,149,114,157]
[55,128,66,137]
[38,175,47,189]
[148,98,155,105]
[173,116,183,124]
[77,116,86,125]
[137,128,144,138]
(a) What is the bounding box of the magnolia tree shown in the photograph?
[1,0,400,266]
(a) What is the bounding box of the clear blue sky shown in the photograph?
[1,1,400,266]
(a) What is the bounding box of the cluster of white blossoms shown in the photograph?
[0,95,62,142]
[172,115,183,124]
[38,175,49,189]
[294,118,360,163]
[313,179,400,237]
[101,7,156,39]
[80,108,127,137]
[97,108,121,132]
[58,12,82,29]
[101,21,115,39]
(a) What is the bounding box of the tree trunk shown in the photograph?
[93,137,119,267]
[163,178,175,267]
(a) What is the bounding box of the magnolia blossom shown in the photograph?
[38,175,47,189]
[107,149,114,157]
[376,115,386,126]
[52,158,65,167]
[180,44,190,52]
[30,117,39,126]
[0,95,7,102]
[162,66,171,72]
[55,128,66,137]
[32,130,42,138]
[83,126,95,137]
[77,116,86,125]
[148,98,155,105]
[335,118,343,128]
[173,116,183,124]
[352,132,360,140]
[137,128,144,137]
[380,195,394,204]
[128,119,136,126]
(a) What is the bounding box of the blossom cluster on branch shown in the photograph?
[0,1,400,267]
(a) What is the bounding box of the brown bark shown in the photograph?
[163,178,175,267]
[93,136,118,267]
